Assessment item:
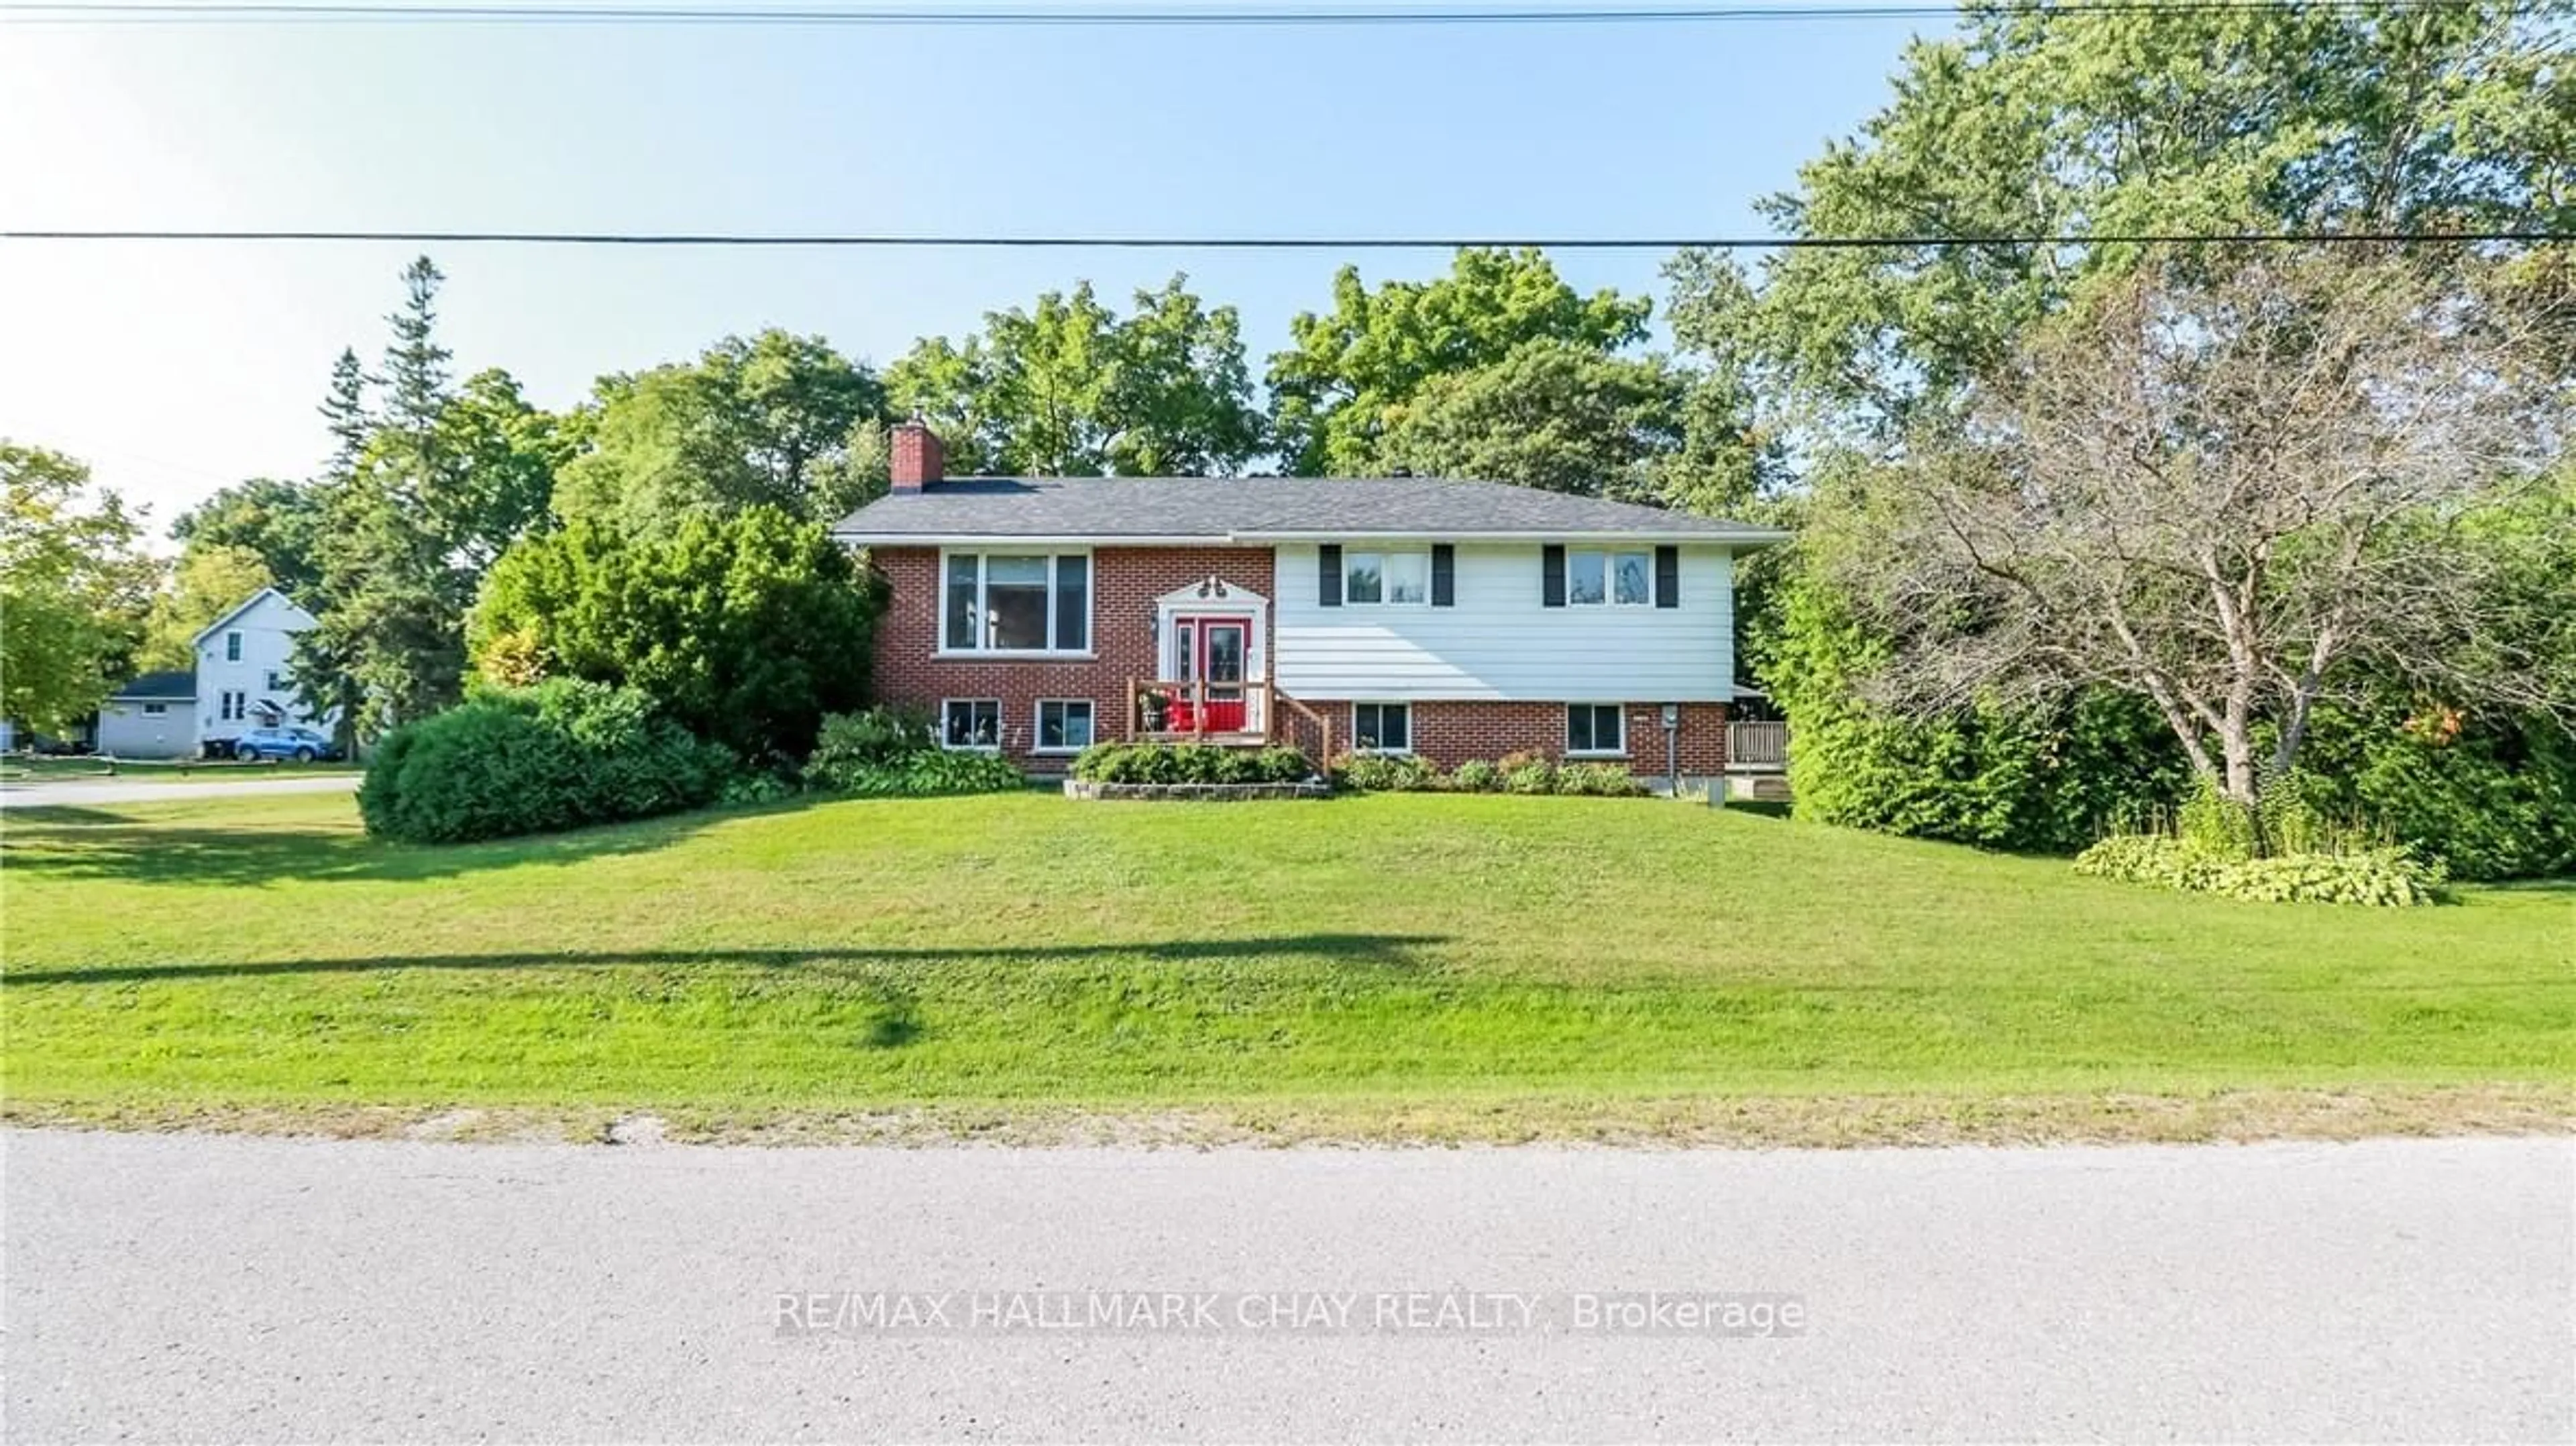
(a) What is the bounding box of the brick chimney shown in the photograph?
[890,419,945,492]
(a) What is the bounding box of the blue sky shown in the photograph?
[0,4,1935,532]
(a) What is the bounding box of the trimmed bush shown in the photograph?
[1554,762,1650,796]
[2074,835,2443,907]
[1501,752,1556,794]
[359,680,733,844]
[1336,752,1441,792]
[1071,741,1313,786]
[1253,745,1319,784]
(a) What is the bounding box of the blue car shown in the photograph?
[231,726,341,763]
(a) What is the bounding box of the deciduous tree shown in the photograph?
[887,277,1262,477]
[1,444,156,733]
[1832,250,2567,805]
[136,544,275,672]
[554,330,887,529]
[1268,249,1651,476]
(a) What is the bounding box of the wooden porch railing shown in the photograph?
[1727,719,1790,772]
[1275,690,1333,763]
[1129,680,1273,740]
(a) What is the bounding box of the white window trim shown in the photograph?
[1565,703,1629,758]
[1566,548,1655,608]
[1350,701,1414,756]
[938,697,1004,753]
[1031,699,1095,756]
[936,548,1095,658]
[141,703,168,717]
[1341,547,1433,607]
[224,631,244,661]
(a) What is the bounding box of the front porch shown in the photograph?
[1126,679,1336,758]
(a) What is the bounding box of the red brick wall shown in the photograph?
[869,544,1725,777]
[1288,699,1729,776]
[869,545,1275,765]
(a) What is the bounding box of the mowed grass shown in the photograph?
[2,789,2569,1141]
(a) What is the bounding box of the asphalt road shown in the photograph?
[0,773,358,807]
[4,1130,2569,1443]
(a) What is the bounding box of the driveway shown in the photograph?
[5,1130,2568,1442]
[0,774,358,808]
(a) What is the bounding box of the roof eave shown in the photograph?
[834,528,1792,548]
[189,586,297,645]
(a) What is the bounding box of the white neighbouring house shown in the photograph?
[92,587,333,759]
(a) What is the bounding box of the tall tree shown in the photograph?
[319,346,372,478]
[1268,248,1652,476]
[1829,250,2567,805]
[136,544,276,672]
[553,329,886,530]
[1371,342,1686,499]
[169,477,329,598]
[1666,1,2572,435]
[292,256,567,736]
[433,368,570,570]
[886,276,1263,477]
[1,444,156,733]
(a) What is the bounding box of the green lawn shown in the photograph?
[3,789,2569,1143]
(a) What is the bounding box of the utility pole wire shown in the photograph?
[1,228,2565,248]
[0,0,2502,24]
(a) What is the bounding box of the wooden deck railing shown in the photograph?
[1727,719,1790,772]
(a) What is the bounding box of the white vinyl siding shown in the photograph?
[1276,544,1734,702]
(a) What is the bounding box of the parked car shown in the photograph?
[231,727,342,763]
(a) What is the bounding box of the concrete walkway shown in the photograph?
[0,773,358,808]
[5,1129,2568,1442]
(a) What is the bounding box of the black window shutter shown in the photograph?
[1541,545,1566,608]
[1430,544,1456,607]
[1318,545,1342,607]
[1654,546,1680,609]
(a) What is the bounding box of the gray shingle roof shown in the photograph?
[832,476,1785,544]
[109,669,197,701]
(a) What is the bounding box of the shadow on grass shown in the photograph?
[0,802,769,888]
[0,933,1448,987]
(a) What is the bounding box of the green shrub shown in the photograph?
[1336,752,1441,792]
[719,771,796,807]
[1554,762,1649,796]
[805,705,934,774]
[468,507,883,762]
[360,680,732,844]
[1450,759,1502,792]
[2288,703,2576,881]
[1254,746,1318,783]
[1071,741,1316,786]
[1070,741,1135,782]
[1501,752,1556,794]
[2075,834,2442,907]
[810,748,1026,797]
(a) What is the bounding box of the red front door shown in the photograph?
[1173,616,1250,733]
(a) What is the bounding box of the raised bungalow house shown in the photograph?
[91,586,330,759]
[833,422,1787,786]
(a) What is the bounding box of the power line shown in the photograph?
[0,0,2498,25]
[2,228,2561,248]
